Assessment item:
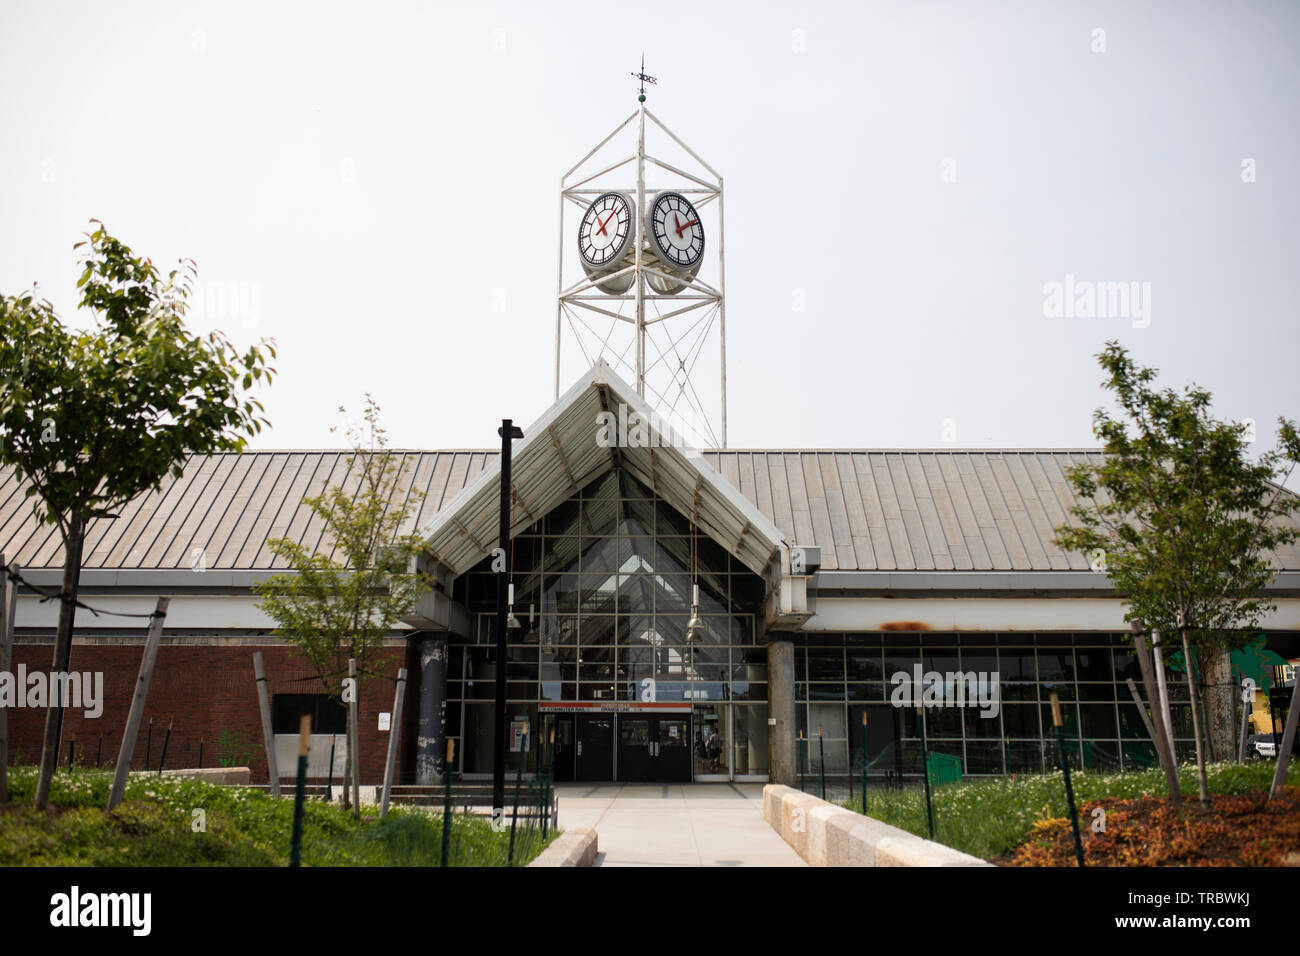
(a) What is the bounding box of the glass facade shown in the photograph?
[445,470,768,778]
[794,631,1187,778]
[436,468,1207,782]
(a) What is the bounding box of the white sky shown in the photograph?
[2,0,1298,464]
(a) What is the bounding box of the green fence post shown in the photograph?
[441,738,455,867]
[542,726,554,839]
[817,725,826,800]
[508,724,528,865]
[325,735,335,801]
[860,711,868,815]
[918,705,935,840]
[289,715,311,867]
[157,720,172,774]
[1051,693,1086,867]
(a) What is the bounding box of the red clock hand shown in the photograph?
[675,218,700,237]
[597,209,618,236]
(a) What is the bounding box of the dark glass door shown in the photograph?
[618,718,652,781]
[552,715,576,782]
[576,715,614,781]
[655,717,691,782]
[616,715,691,782]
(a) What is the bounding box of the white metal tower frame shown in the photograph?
[554,102,727,448]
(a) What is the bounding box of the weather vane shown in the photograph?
[631,53,657,102]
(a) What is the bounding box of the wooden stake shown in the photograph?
[253,652,280,797]
[108,598,170,811]
[0,557,16,803]
[380,667,408,817]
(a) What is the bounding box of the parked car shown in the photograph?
[1246,734,1277,759]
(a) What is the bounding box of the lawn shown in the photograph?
[0,766,558,867]
[841,760,1300,861]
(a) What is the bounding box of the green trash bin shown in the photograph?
[926,752,962,786]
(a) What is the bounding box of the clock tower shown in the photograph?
[554,62,728,448]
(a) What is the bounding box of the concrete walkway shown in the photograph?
[553,783,806,867]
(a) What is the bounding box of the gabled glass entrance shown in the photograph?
[447,469,770,782]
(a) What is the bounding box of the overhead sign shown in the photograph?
[538,701,691,713]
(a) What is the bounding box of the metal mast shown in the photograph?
[554,61,728,447]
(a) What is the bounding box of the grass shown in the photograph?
[0,766,559,867]
[841,760,1300,860]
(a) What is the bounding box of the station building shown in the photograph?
[4,362,1300,786]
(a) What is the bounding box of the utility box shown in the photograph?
[926,752,962,786]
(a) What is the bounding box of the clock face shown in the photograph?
[649,191,704,269]
[578,192,634,269]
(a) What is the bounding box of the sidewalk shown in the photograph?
[553,783,806,867]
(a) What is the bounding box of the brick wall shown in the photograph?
[5,641,412,785]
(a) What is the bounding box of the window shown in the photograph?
[272,694,347,735]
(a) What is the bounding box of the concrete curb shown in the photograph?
[153,767,252,785]
[763,785,993,867]
[527,828,598,867]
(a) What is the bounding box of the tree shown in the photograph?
[253,396,431,816]
[1055,341,1300,807]
[0,220,276,810]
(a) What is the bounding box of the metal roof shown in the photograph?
[3,430,1298,579]
[417,362,790,577]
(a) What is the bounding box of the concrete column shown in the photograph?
[415,634,449,785]
[767,636,797,786]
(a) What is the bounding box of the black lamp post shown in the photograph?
[493,419,524,818]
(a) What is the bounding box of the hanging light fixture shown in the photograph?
[686,489,703,643]
[686,583,704,643]
[506,582,521,631]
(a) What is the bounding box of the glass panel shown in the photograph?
[807,648,845,681]
[998,648,1036,681]
[922,648,959,673]
[809,702,847,739]
[581,536,618,572]
[1075,648,1114,682]
[959,648,998,673]
[1006,740,1046,773]
[734,705,769,774]
[542,497,580,536]
[963,705,1002,739]
[964,741,1004,775]
[1038,650,1075,683]
[846,649,882,681]
[847,682,886,701]
[694,705,727,775]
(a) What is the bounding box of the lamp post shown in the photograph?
[493,419,524,819]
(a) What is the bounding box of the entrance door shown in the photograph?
[616,716,691,782]
[575,715,614,781]
[551,715,576,782]
[618,718,652,782]
[654,717,691,782]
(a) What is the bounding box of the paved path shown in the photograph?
[553,783,806,867]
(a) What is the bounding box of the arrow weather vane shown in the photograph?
[632,53,657,102]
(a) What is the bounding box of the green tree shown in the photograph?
[1055,341,1300,807]
[253,396,431,816]
[0,220,276,810]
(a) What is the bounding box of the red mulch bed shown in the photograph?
[997,786,1300,866]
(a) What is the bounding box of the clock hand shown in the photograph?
[675,218,700,237]
[597,209,618,236]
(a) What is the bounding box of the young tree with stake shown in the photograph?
[1055,341,1299,808]
[254,396,431,816]
[0,221,276,810]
